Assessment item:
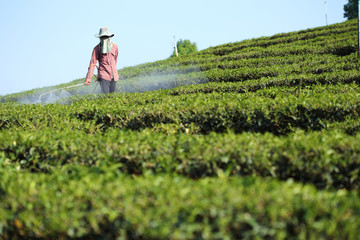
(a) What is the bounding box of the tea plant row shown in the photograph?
[1,129,359,190]
[1,167,359,239]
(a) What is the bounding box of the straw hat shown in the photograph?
[95,27,114,38]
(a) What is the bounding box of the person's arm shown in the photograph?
[84,45,99,85]
[113,44,119,81]
[115,44,118,67]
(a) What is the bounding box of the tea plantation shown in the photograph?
[0,19,359,239]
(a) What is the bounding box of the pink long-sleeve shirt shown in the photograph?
[86,43,119,82]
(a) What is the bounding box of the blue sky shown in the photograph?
[0,0,348,95]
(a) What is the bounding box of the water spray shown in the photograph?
[33,65,99,104]
[33,83,86,104]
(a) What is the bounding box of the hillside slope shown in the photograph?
[2,19,359,102]
[0,19,359,239]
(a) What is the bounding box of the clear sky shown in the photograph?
[0,0,348,95]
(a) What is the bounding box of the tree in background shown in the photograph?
[344,0,358,20]
[172,39,198,57]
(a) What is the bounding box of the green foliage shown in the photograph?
[1,19,360,239]
[344,0,359,20]
[1,129,359,190]
[1,170,359,239]
[172,39,198,57]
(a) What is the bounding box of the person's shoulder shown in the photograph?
[112,43,118,54]
[92,44,100,53]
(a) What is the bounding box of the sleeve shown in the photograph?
[85,45,99,82]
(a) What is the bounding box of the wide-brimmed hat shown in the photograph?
[95,27,114,38]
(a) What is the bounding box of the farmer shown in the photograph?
[84,27,119,94]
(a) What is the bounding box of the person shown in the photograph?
[84,27,119,94]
